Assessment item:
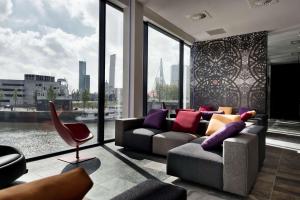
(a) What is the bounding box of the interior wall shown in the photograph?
[190,31,268,113]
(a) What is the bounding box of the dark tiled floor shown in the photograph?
[14,142,300,200]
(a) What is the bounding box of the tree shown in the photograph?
[71,89,80,101]
[13,89,18,108]
[47,86,56,101]
[81,89,90,110]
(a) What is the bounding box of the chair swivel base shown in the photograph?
[58,155,95,164]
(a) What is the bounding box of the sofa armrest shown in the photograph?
[223,133,258,196]
[115,118,145,146]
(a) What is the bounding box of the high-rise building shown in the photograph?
[109,54,116,89]
[170,64,179,85]
[79,61,86,93]
[78,61,90,93]
[84,75,90,93]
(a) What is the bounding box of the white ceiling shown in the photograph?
[139,0,300,64]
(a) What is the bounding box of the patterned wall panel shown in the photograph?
[191,31,267,113]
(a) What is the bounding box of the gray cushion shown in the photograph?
[0,154,20,167]
[167,142,223,190]
[123,128,163,153]
[152,131,197,156]
[111,179,187,200]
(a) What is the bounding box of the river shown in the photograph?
[0,121,115,158]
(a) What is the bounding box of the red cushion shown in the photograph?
[241,112,253,122]
[175,109,195,115]
[172,111,201,134]
[199,105,213,112]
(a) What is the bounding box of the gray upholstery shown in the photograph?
[152,131,197,156]
[115,118,145,146]
[190,136,208,144]
[241,125,266,169]
[124,128,163,153]
[167,143,223,190]
[111,179,187,200]
[223,133,258,196]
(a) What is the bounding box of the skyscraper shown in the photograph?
[109,54,116,89]
[79,61,86,93]
[78,61,90,93]
[84,75,90,93]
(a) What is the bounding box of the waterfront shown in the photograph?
[0,121,115,158]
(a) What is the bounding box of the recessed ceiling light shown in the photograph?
[186,10,211,21]
[248,0,279,8]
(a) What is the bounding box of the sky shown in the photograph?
[0,0,189,94]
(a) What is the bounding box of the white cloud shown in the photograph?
[0,26,99,92]
[0,0,13,21]
[48,0,99,27]
[0,0,125,93]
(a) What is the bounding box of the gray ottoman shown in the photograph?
[111,179,187,200]
[123,128,163,153]
[152,131,197,156]
[167,142,223,190]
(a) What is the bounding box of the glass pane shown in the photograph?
[147,27,180,115]
[0,0,99,158]
[183,45,191,108]
[104,5,123,140]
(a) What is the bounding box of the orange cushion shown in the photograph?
[0,168,93,200]
[218,106,233,114]
[248,110,256,117]
[205,114,241,136]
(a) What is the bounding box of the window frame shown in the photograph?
[143,22,191,115]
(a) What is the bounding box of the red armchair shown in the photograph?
[49,101,94,163]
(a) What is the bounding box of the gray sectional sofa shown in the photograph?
[115,115,267,196]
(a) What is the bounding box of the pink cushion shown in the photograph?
[241,112,253,122]
[172,111,202,134]
[175,109,195,115]
[199,105,213,112]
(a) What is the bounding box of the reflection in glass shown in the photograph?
[147,27,180,114]
[104,4,124,140]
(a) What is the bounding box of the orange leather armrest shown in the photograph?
[0,168,93,200]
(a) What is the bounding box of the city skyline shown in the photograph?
[0,0,186,94]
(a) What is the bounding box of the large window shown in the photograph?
[104,4,124,140]
[0,0,123,158]
[146,26,180,114]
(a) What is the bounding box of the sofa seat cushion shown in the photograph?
[167,142,223,190]
[152,131,197,156]
[0,154,21,167]
[124,128,163,153]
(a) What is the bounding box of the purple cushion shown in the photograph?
[200,111,224,120]
[143,109,168,129]
[238,107,250,115]
[201,121,246,150]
